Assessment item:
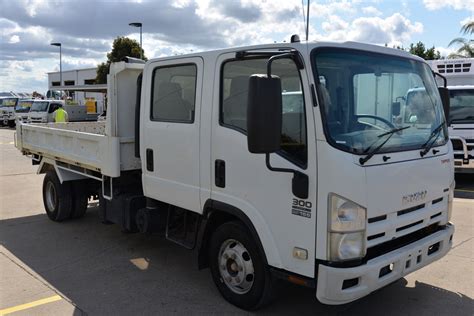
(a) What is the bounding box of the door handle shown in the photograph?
[215,159,225,188]
[146,148,154,172]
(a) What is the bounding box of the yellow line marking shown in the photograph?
[0,295,62,315]
[0,142,14,145]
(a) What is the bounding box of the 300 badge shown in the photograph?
[291,198,312,218]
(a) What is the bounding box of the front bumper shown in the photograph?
[316,223,454,305]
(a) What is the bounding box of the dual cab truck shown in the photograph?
[15,40,455,310]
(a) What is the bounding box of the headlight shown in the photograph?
[447,180,455,221]
[328,194,367,261]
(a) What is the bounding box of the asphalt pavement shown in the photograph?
[0,127,473,315]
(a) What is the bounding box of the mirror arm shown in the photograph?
[433,71,447,88]
[265,153,294,174]
[265,154,309,199]
[266,51,304,77]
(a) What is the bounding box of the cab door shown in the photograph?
[210,53,317,277]
[141,57,204,213]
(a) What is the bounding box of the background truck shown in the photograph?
[429,58,474,173]
[0,96,19,127]
[16,40,455,310]
[27,100,99,123]
[14,99,35,123]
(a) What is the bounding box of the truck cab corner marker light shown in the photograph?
[293,247,308,260]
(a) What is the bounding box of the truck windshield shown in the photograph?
[30,101,49,112]
[313,48,447,154]
[449,89,474,123]
[15,100,34,113]
[0,98,18,107]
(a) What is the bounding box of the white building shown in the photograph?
[47,67,107,113]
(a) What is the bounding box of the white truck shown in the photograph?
[27,100,99,123]
[14,99,35,123]
[15,40,455,310]
[428,58,474,173]
[0,97,19,127]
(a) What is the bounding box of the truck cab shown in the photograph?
[447,85,474,172]
[14,99,35,123]
[428,58,474,173]
[0,97,19,127]
[27,100,65,123]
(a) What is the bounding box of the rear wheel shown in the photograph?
[42,171,73,222]
[209,221,274,310]
[70,181,89,219]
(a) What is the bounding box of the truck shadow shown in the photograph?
[454,173,474,199]
[1,209,472,315]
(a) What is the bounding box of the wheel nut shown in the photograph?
[235,277,240,283]
[223,253,229,260]
[238,266,243,272]
[231,254,236,260]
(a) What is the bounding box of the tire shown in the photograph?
[42,171,73,222]
[209,221,274,310]
[70,181,89,219]
[8,120,15,128]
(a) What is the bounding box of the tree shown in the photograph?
[448,19,473,58]
[96,37,146,84]
[461,21,474,35]
[408,41,440,60]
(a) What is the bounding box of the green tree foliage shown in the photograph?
[408,41,441,60]
[96,37,146,84]
[448,19,473,58]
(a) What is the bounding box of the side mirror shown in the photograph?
[247,74,282,153]
[438,87,450,122]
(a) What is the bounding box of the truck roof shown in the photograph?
[145,41,426,65]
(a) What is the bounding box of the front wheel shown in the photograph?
[209,221,274,310]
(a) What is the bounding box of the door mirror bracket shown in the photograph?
[265,154,309,199]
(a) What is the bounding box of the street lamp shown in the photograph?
[129,22,143,60]
[50,42,62,87]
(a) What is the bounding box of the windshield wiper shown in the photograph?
[359,126,411,165]
[420,121,445,157]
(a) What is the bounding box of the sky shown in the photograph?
[0,0,473,93]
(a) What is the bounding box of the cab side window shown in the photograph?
[151,64,197,123]
[49,103,59,113]
[221,58,307,166]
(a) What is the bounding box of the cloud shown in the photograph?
[423,0,474,11]
[362,6,382,16]
[436,46,456,58]
[9,35,20,44]
[210,1,262,23]
[317,13,423,47]
[460,16,474,26]
[0,0,446,93]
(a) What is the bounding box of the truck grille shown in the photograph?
[451,139,463,151]
[366,196,448,248]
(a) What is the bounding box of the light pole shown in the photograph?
[129,22,143,59]
[50,42,62,87]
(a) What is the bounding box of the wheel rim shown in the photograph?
[218,239,255,294]
[45,181,57,211]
